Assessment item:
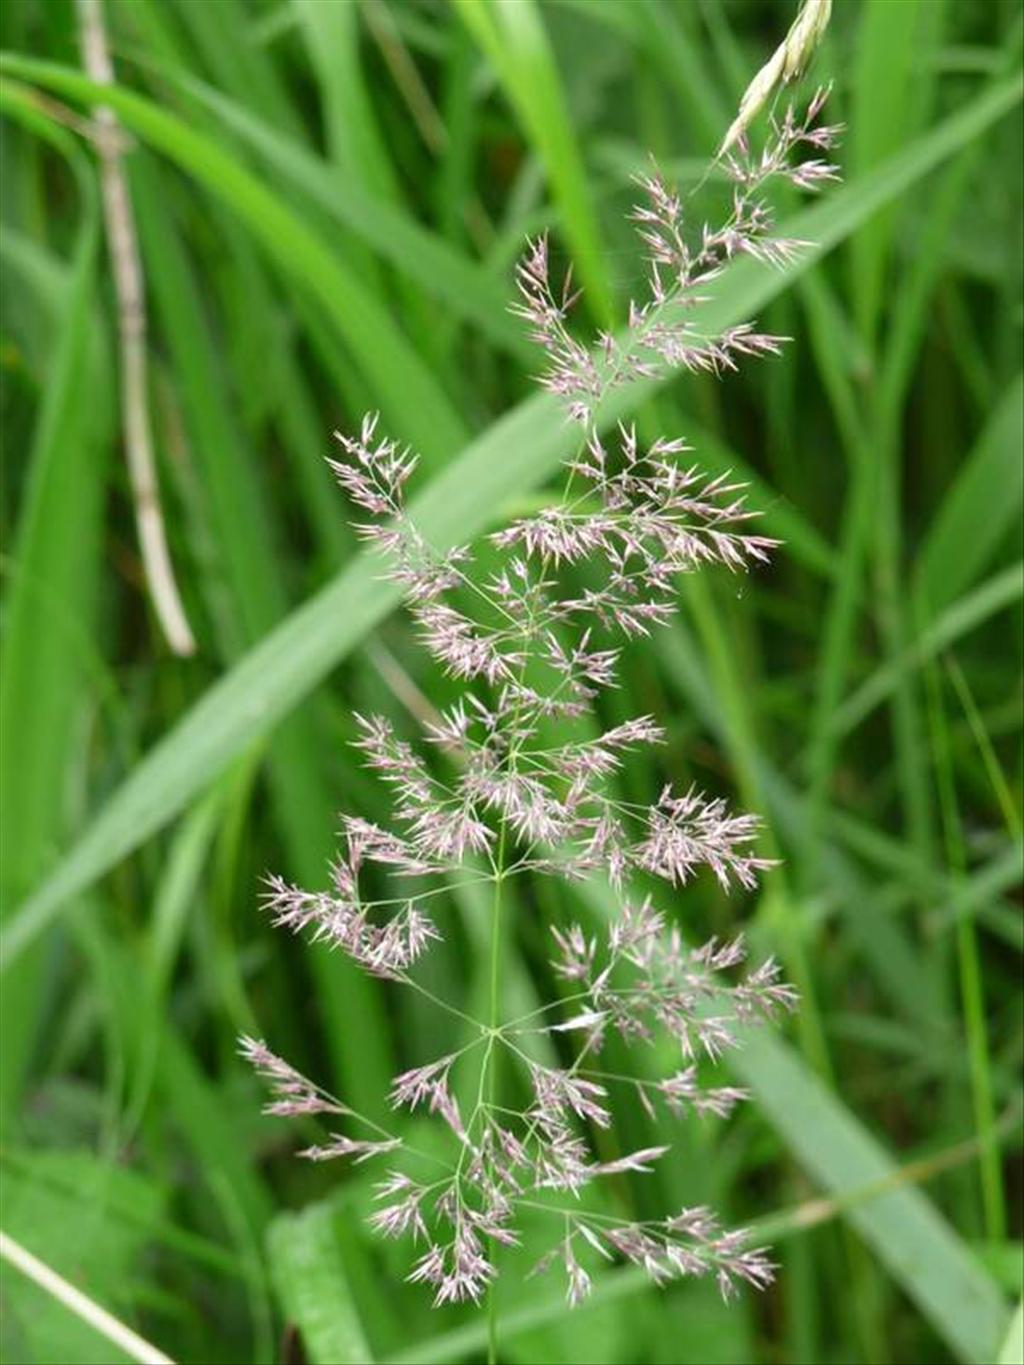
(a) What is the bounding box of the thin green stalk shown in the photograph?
[486,820,508,1365]
[682,572,831,1079]
[945,653,1023,843]
[923,638,1006,1241]
[955,919,1006,1241]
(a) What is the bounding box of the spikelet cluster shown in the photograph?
[244,92,840,1311]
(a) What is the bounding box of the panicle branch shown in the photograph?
[512,89,841,430]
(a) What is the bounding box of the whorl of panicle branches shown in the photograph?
[243,91,840,1313]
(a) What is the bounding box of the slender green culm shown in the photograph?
[923,645,1006,1243]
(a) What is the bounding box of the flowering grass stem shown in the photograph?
[243,77,841,1324]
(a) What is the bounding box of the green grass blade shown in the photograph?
[0,104,109,1124]
[915,374,1024,613]
[848,0,945,347]
[0,1161,170,1365]
[157,1024,274,1234]
[999,1302,1024,1365]
[124,795,222,1135]
[168,0,302,139]
[452,0,613,325]
[850,0,952,883]
[732,1031,1011,1365]
[831,563,1024,740]
[923,646,1006,1245]
[631,0,729,151]
[130,151,394,1112]
[161,67,529,358]
[291,0,442,360]
[294,0,398,202]
[267,1197,373,1365]
[0,55,466,462]
[944,655,1023,843]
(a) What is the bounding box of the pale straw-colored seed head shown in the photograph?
[720,0,832,155]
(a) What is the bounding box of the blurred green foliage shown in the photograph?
[0,1,1021,1363]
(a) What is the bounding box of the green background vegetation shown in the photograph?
[1,0,1021,1362]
